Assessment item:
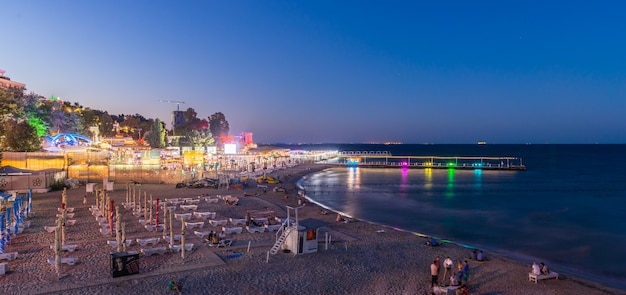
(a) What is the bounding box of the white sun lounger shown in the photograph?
[163,234,182,242]
[169,243,194,252]
[0,252,18,261]
[194,231,211,239]
[186,222,204,229]
[49,244,78,252]
[180,204,198,211]
[222,226,243,234]
[136,237,160,247]
[47,257,78,266]
[246,226,265,233]
[141,247,167,256]
[174,213,192,221]
[205,197,219,204]
[56,213,75,218]
[65,219,76,226]
[44,226,57,233]
[58,207,75,213]
[193,211,216,220]
[529,272,559,283]
[229,218,247,226]
[207,239,232,248]
[107,240,134,248]
[209,219,228,227]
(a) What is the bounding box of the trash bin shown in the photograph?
[110,252,140,278]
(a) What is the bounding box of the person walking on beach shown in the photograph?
[430,260,439,288]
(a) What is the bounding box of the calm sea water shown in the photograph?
[283,144,626,290]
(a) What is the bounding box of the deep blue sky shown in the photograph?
[2,1,625,144]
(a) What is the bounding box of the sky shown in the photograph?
[1,0,625,144]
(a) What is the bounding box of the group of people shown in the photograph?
[206,230,225,245]
[470,249,487,261]
[431,255,471,292]
[531,261,550,275]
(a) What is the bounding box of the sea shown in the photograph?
[275,144,626,291]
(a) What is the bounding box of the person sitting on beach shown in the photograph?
[450,272,460,286]
[476,250,485,261]
[168,276,181,292]
[455,284,470,295]
[531,262,541,275]
[540,262,550,275]
[426,237,440,247]
[471,250,478,260]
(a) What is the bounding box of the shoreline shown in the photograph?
[1,163,624,294]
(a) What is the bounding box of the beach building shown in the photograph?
[0,70,26,90]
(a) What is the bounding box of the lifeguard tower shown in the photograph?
[269,205,328,256]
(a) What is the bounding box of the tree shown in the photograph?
[185,129,215,148]
[208,112,229,138]
[3,120,42,152]
[145,119,167,148]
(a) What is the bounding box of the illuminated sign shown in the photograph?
[224,144,237,154]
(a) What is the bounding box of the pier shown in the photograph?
[327,151,526,170]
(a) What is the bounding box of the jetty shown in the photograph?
[327,151,526,170]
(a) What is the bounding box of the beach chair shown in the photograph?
[207,239,232,248]
[0,252,18,261]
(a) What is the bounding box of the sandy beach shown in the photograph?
[1,163,624,295]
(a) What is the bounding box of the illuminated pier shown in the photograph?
[331,151,526,170]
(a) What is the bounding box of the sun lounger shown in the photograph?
[183,198,200,204]
[186,222,204,229]
[44,226,57,233]
[229,218,247,226]
[136,237,160,247]
[194,230,211,239]
[56,213,75,218]
[433,285,460,295]
[47,257,78,266]
[180,204,198,211]
[0,252,18,261]
[174,213,192,221]
[123,203,134,210]
[164,205,177,211]
[0,262,9,275]
[49,244,79,252]
[58,207,75,213]
[207,239,232,248]
[205,197,219,204]
[145,224,164,231]
[529,272,559,283]
[193,211,216,220]
[169,243,194,252]
[141,247,168,256]
[65,219,76,226]
[246,226,265,233]
[222,226,243,234]
[265,224,282,232]
[100,228,112,235]
[209,219,228,227]
[107,240,134,248]
[163,234,182,243]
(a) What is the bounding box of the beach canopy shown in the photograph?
[0,192,12,201]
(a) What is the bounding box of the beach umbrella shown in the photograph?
[156,198,160,226]
[55,218,62,275]
[149,195,153,225]
[109,200,114,236]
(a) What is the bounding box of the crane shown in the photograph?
[160,100,185,111]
